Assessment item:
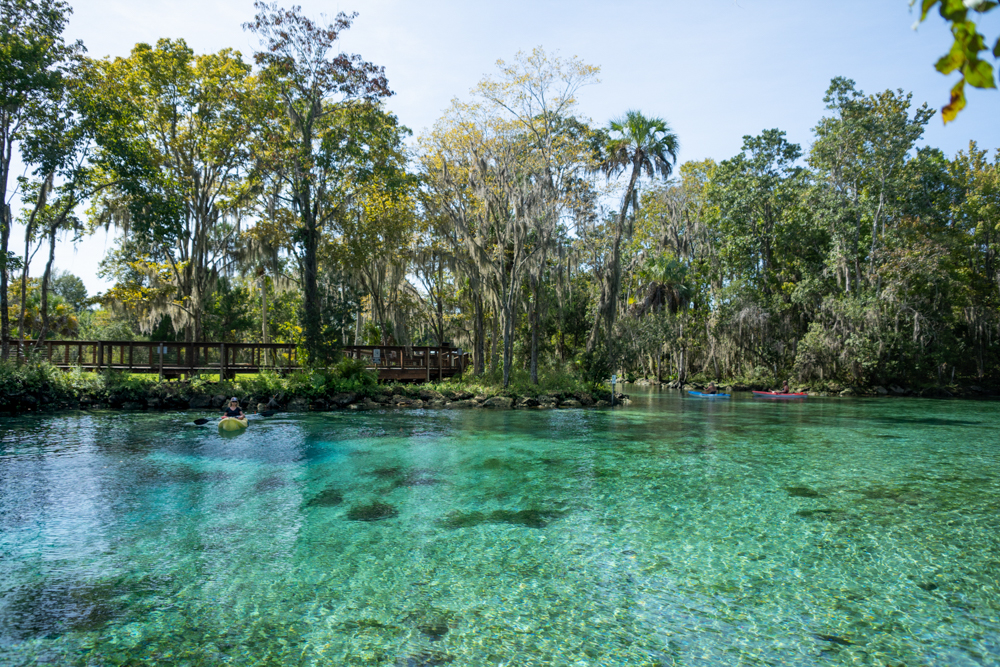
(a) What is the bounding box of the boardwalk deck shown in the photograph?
[2,339,467,383]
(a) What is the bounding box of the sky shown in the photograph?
[9,0,1000,294]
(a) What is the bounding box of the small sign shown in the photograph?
[373,348,381,364]
[611,374,617,384]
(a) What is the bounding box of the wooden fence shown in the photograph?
[1,339,467,383]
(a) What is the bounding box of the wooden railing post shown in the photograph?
[220,343,227,381]
[97,342,104,372]
[158,344,164,381]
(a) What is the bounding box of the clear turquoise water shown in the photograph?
[1,391,999,666]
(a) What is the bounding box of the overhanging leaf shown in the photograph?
[963,57,997,88]
[942,79,966,123]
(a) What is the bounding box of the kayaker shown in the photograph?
[222,397,244,420]
[705,382,718,395]
[780,381,790,394]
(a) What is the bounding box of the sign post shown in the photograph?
[610,373,617,407]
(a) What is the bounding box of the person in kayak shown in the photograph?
[222,397,244,420]
[705,382,718,394]
[779,381,790,394]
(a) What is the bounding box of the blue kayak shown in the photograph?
[688,391,730,398]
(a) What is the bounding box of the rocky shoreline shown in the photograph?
[635,377,997,398]
[1,383,629,415]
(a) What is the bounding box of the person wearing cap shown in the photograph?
[222,397,244,419]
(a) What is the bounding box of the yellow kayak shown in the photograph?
[219,416,248,431]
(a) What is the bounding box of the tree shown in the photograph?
[0,0,77,358]
[84,39,260,344]
[589,110,679,357]
[245,1,391,365]
[913,0,998,122]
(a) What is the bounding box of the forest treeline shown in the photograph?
[2,0,999,389]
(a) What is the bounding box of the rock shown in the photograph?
[445,399,477,409]
[473,395,488,404]
[371,394,391,405]
[311,400,328,411]
[287,397,310,412]
[393,395,415,407]
[448,390,474,401]
[839,388,857,397]
[576,392,595,407]
[538,395,558,407]
[875,386,888,395]
[257,402,268,413]
[122,401,144,410]
[146,397,162,408]
[890,385,908,395]
[482,396,513,409]
[419,389,444,401]
[559,399,582,408]
[595,400,611,407]
[211,394,227,408]
[189,395,212,409]
[330,392,357,407]
[517,396,540,408]
[428,399,447,408]
[410,399,425,409]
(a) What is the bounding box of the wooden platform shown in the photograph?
[2,339,467,383]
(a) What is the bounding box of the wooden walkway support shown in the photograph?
[2,339,467,383]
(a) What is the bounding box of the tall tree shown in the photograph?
[84,39,260,343]
[0,0,76,358]
[589,110,679,357]
[245,1,391,365]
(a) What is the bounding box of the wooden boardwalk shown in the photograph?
[2,339,467,383]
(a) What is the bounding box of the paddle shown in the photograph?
[193,418,211,425]
[258,410,276,417]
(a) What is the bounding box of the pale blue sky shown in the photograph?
[13,0,1000,293]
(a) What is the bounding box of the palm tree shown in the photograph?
[589,110,679,354]
[635,254,691,317]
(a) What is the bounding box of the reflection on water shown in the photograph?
[1,391,999,665]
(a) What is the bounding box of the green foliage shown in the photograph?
[914,0,998,121]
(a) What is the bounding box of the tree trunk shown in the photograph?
[529,275,540,384]
[0,203,11,360]
[473,291,484,376]
[35,223,58,345]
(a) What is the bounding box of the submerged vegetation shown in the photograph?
[2,0,999,405]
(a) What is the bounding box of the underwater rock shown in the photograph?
[305,487,344,507]
[816,634,853,646]
[795,509,845,520]
[347,500,399,521]
[394,650,454,666]
[785,486,824,498]
[917,581,939,591]
[439,508,564,529]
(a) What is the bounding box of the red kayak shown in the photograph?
[753,391,808,398]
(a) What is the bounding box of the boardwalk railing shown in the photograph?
[2,339,466,383]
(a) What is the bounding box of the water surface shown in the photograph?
[1,391,999,666]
